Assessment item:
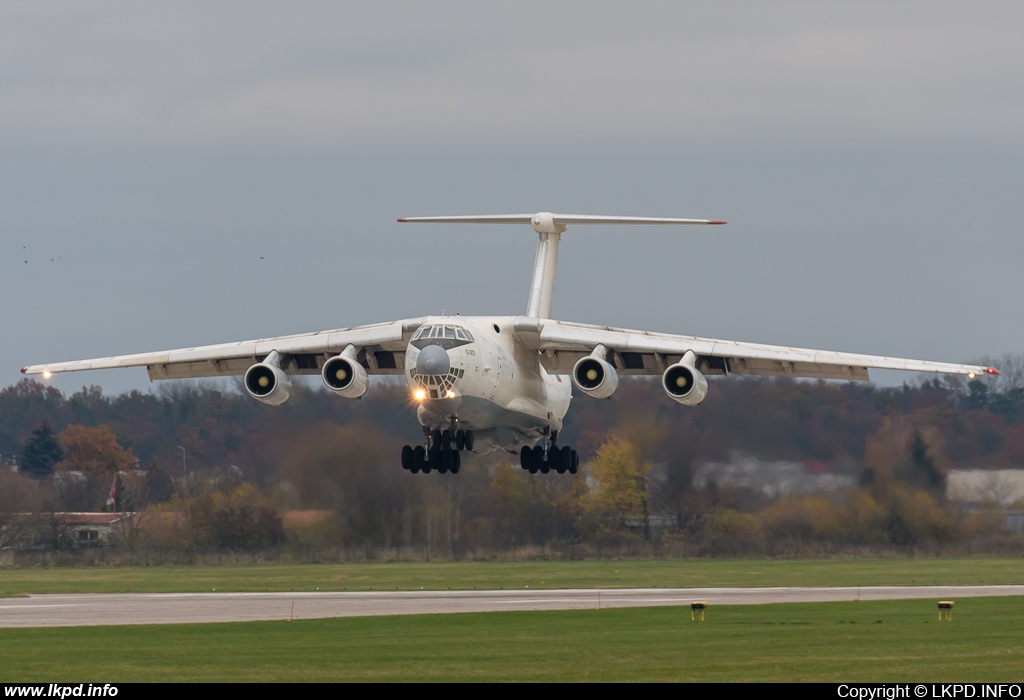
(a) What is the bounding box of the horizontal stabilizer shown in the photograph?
[399,212,725,234]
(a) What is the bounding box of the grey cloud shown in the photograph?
[2,3,1024,148]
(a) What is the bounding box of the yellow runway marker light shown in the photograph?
[938,601,954,621]
[691,601,707,622]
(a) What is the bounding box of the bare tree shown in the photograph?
[111,511,147,562]
[0,470,48,550]
[943,353,1024,393]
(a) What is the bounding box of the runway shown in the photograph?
[2,585,1022,628]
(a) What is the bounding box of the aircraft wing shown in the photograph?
[21,318,426,381]
[514,318,997,381]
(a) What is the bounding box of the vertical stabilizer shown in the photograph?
[525,212,566,319]
[526,232,560,318]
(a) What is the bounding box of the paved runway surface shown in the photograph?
[2,585,1022,628]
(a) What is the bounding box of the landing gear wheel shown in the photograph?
[569,450,579,475]
[547,445,559,473]
[520,446,532,470]
[455,430,466,451]
[464,431,475,452]
[450,450,461,474]
[441,430,451,451]
[412,445,425,474]
[559,446,572,474]
[401,445,413,470]
[532,446,545,475]
[430,429,443,452]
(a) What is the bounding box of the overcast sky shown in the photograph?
[3,2,1023,395]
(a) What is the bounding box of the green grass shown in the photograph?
[2,598,1022,681]
[3,558,1024,596]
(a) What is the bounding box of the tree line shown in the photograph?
[2,358,1024,561]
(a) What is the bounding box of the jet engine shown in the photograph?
[244,351,292,406]
[572,345,619,399]
[661,351,709,406]
[322,352,369,398]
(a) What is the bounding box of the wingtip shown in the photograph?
[20,367,26,374]
[396,217,407,223]
[987,367,1002,376]
[708,220,727,225]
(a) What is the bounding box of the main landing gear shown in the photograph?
[401,428,474,475]
[520,431,579,475]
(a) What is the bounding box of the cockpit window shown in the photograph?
[414,324,474,342]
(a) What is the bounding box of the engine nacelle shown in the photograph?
[321,354,369,398]
[572,356,619,399]
[662,361,709,406]
[244,361,292,406]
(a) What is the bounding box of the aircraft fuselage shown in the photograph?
[405,316,571,454]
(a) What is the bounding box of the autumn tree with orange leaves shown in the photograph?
[56,424,136,479]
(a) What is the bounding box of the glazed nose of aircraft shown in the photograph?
[416,344,451,376]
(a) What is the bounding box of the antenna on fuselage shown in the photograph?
[397,212,726,319]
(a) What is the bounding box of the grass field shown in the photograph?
[2,597,1022,681]
[2,557,1024,596]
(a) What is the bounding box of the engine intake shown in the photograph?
[572,353,619,399]
[322,354,369,398]
[662,357,709,406]
[244,354,292,406]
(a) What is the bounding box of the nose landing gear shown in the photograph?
[401,428,474,474]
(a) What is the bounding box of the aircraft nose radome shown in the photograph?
[416,344,451,376]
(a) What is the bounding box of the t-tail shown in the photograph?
[398,212,726,319]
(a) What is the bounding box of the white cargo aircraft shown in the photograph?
[22,212,998,475]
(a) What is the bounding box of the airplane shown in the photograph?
[21,212,999,476]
